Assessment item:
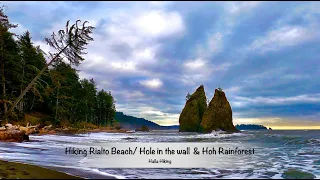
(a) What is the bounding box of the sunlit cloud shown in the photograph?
[139,78,163,89]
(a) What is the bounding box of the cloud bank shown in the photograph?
[3,1,320,128]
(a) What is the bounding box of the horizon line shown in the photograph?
[157,124,320,130]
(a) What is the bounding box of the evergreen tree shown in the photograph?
[79,78,97,125]
[5,19,95,120]
[0,5,20,122]
[0,4,116,129]
[50,62,81,123]
[17,31,46,113]
[186,92,191,101]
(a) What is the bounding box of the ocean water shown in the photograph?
[0,130,319,179]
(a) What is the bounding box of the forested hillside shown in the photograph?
[235,124,268,130]
[0,5,116,128]
[115,112,179,130]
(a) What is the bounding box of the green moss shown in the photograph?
[281,169,316,179]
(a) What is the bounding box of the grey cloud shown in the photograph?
[5,1,320,126]
[109,42,134,60]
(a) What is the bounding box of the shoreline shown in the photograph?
[0,160,81,179]
[0,160,119,179]
[1,130,319,179]
[45,127,134,136]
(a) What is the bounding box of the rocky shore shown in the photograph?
[0,123,130,142]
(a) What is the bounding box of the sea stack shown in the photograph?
[179,85,207,132]
[199,88,238,133]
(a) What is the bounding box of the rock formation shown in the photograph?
[199,89,238,133]
[135,125,150,132]
[179,85,207,132]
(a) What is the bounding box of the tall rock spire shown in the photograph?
[179,85,207,132]
[199,88,238,133]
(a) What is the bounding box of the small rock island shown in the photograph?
[235,124,268,130]
[179,85,239,133]
[135,125,150,132]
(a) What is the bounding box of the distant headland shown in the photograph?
[235,124,270,131]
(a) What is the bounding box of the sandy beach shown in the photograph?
[0,160,81,179]
[0,159,119,179]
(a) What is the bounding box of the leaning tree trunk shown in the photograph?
[29,92,35,112]
[55,88,59,121]
[3,45,69,121]
[18,63,25,113]
[18,89,24,113]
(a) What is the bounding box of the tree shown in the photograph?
[0,5,17,30]
[17,31,46,113]
[106,91,116,126]
[186,92,191,101]
[79,78,97,124]
[95,89,116,126]
[0,5,19,122]
[4,19,95,122]
[49,61,81,123]
[0,4,117,129]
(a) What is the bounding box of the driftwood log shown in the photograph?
[0,130,29,142]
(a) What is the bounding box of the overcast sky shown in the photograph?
[3,1,320,129]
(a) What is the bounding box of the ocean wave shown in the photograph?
[1,130,319,179]
[91,168,126,179]
[285,138,320,146]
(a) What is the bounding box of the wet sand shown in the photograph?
[0,160,118,179]
[0,160,81,179]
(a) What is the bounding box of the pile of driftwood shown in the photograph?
[0,123,53,142]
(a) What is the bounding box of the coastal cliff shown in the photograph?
[179,85,207,132]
